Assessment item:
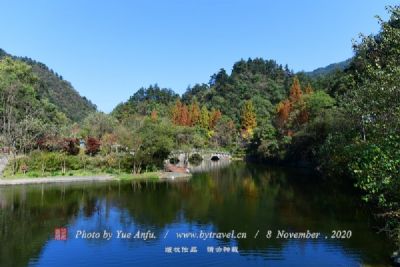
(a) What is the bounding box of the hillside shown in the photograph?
[112,84,179,120]
[304,59,351,78]
[182,58,293,128]
[112,59,293,131]
[0,49,96,121]
[112,57,353,129]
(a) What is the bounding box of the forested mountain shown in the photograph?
[0,49,96,121]
[182,59,292,126]
[113,58,351,130]
[112,84,179,120]
[304,59,351,78]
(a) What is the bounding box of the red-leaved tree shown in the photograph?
[62,138,80,155]
[86,137,100,156]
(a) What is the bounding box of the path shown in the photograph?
[160,172,191,179]
[0,172,191,186]
[0,175,115,186]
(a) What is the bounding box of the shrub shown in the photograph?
[65,155,83,170]
[29,152,62,172]
[19,162,28,174]
[348,136,400,209]
[85,156,103,171]
[36,135,63,152]
[104,154,118,168]
[119,154,134,172]
[62,138,80,155]
[28,172,39,178]
[13,152,86,174]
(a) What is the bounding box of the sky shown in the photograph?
[0,0,398,112]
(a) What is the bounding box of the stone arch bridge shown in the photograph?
[169,150,231,163]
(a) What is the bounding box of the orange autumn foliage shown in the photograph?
[150,109,158,121]
[276,77,310,134]
[171,100,221,129]
[189,101,201,126]
[209,109,222,129]
[172,100,183,124]
[289,77,303,103]
[180,105,189,125]
[276,99,291,127]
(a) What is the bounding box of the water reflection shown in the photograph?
[0,162,394,267]
[175,158,231,173]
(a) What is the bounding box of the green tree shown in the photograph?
[247,121,279,160]
[212,117,237,148]
[319,6,400,242]
[81,112,117,139]
[0,57,66,153]
[303,91,335,118]
[136,120,174,171]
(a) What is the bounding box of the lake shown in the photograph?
[0,162,394,267]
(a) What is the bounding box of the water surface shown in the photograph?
[0,162,394,267]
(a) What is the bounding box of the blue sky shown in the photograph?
[0,0,398,112]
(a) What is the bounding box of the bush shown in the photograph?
[104,154,118,168]
[119,154,134,172]
[36,135,63,152]
[10,152,86,174]
[84,156,103,171]
[19,162,28,174]
[320,134,400,242]
[65,155,84,170]
[5,150,161,177]
[62,138,80,155]
[28,172,39,178]
[348,136,400,209]
[28,151,62,172]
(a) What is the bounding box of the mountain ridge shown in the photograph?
[0,48,96,122]
[304,59,351,78]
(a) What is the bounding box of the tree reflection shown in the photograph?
[0,162,395,266]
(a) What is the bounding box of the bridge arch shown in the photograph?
[169,150,231,163]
